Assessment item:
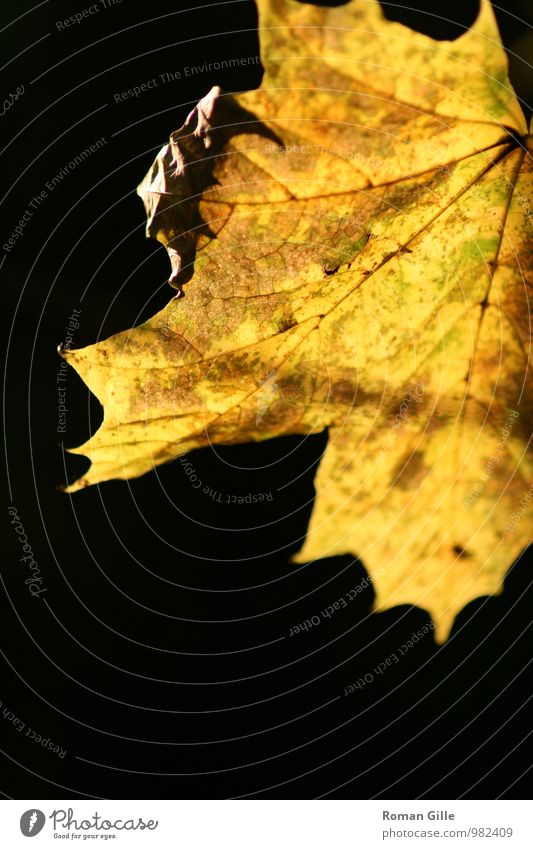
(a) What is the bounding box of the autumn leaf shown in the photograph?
[63,0,533,640]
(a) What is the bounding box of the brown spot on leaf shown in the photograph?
[452,545,471,558]
[393,451,428,490]
[276,314,297,333]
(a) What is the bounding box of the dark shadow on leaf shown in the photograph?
[297,0,479,40]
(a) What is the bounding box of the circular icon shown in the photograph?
[20,810,46,837]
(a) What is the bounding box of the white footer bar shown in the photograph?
[1,800,531,848]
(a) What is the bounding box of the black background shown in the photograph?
[2,0,533,799]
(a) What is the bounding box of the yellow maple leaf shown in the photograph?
[63,0,533,641]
